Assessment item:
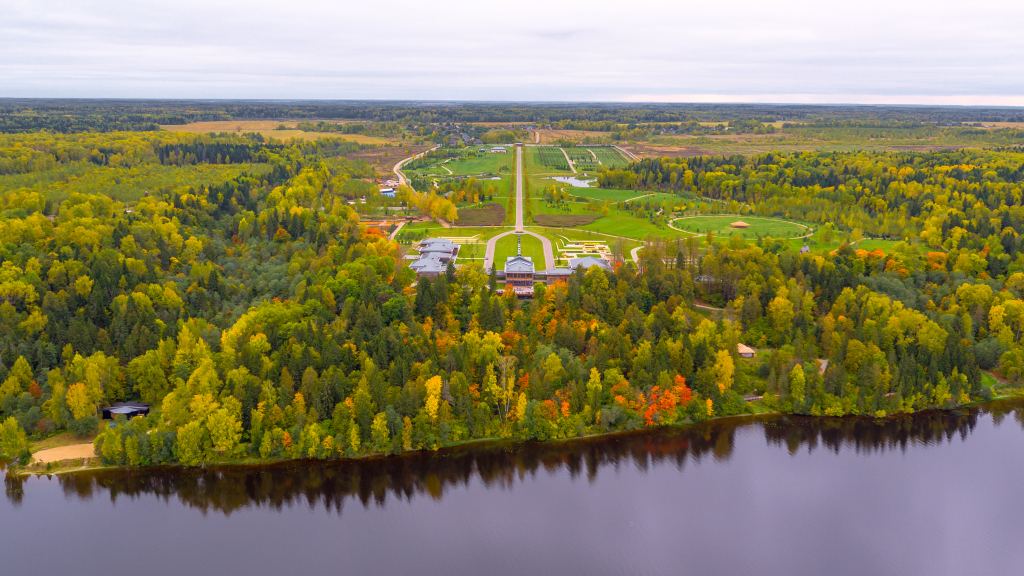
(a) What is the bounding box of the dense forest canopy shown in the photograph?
[600,148,1024,243]
[3,99,1024,134]
[0,103,1023,469]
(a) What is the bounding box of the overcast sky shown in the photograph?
[3,0,1023,105]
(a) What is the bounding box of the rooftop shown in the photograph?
[568,256,612,271]
[505,254,534,273]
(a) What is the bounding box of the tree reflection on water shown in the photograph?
[6,399,1023,513]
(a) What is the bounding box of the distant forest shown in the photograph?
[1,99,1023,134]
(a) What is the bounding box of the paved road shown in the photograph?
[393,146,438,189]
[388,221,405,241]
[484,145,555,270]
[524,229,555,270]
[558,147,577,173]
[614,144,639,161]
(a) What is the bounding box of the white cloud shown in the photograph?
[0,0,1022,102]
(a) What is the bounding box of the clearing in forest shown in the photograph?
[670,215,810,239]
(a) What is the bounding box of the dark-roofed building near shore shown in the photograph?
[102,401,150,420]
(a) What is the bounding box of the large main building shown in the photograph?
[410,235,613,298]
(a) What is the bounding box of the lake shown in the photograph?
[4,401,1024,576]
[549,175,596,187]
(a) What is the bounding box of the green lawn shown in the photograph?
[580,211,683,241]
[567,188,649,202]
[493,233,545,266]
[625,192,684,205]
[442,153,513,175]
[670,215,810,239]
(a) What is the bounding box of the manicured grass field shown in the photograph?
[534,214,600,227]
[625,192,684,205]
[581,212,682,240]
[493,233,545,266]
[670,215,810,239]
[565,188,646,202]
[442,153,513,175]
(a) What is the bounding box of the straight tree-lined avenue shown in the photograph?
[484,145,554,270]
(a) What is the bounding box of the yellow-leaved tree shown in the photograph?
[424,375,443,422]
[712,349,735,395]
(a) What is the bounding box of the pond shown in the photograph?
[548,175,596,188]
[4,401,1024,576]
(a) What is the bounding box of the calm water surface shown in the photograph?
[549,175,596,187]
[4,402,1024,576]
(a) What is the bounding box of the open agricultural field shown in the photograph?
[161,121,393,145]
[592,147,630,168]
[535,129,614,145]
[345,145,432,174]
[670,215,810,239]
[454,203,505,226]
[530,197,595,216]
[564,147,598,170]
[531,147,572,172]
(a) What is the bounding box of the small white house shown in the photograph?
[490,147,508,153]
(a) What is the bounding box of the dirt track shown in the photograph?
[33,443,95,463]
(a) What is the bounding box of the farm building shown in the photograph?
[490,147,508,153]
[737,343,755,358]
[730,221,750,229]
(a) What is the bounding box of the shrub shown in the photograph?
[68,415,99,438]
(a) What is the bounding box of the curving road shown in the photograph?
[393,146,438,189]
[484,145,555,270]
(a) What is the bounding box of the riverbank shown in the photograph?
[8,393,1023,479]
